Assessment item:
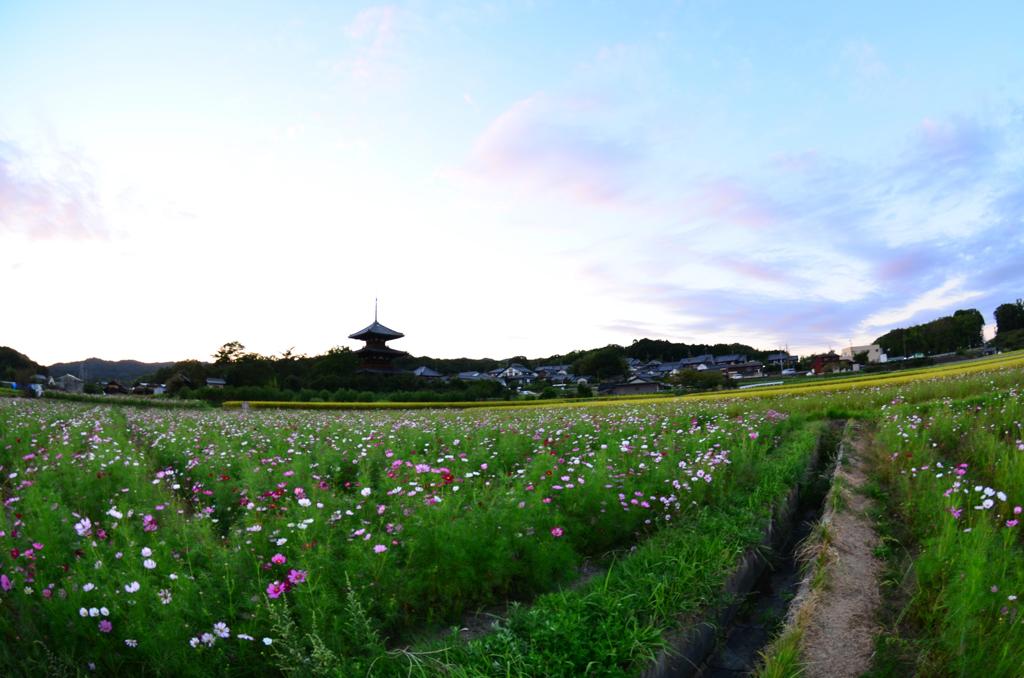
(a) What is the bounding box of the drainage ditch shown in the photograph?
[644,419,846,678]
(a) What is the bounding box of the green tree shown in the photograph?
[213,341,246,365]
[994,300,1024,335]
[315,346,360,379]
[572,346,629,381]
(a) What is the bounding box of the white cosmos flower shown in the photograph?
[983,498,995,509]
[89,607,99,617]
[79,608,88,617]
[82,583,95,592]
[143,559,157,569]
[998,491,1008,502]
[360,487,372,497]
[100,607,109,616]
[125,581,140,593]
[141,547,153,557]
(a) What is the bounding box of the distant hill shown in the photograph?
[1,347,48,380]
[47,358,176,383]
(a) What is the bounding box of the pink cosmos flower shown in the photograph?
[1,575,11,591]
[287,569,307,584]
[551,527,564,537]
[374,545,387,554]
[1016,506,1023,515]
[99,620,112,633]
[271,554,286,565]
[266,581,285,599]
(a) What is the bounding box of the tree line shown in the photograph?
[872,309,986,357]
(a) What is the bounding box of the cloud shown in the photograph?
[440,93,642,206]
[338,5,401,85]
[0,139,109,241]
[841,41,892,96]
[557,108,1024,352]
[859,276,983,330]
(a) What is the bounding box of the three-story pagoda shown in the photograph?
[349,313,409,374]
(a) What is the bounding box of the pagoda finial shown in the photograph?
[375,298,378,322]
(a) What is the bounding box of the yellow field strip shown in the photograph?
[221,351,1024,413]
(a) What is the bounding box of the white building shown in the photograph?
[841,344,883,363]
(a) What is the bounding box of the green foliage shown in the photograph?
[571,346,629,381]
[994,299,1024,335]
[872,308,985,355]
[0,346,47,379]
[667,368,734,391]
[212,340,246,364]
[538,386,558,400]
[993,328,1024,352]
[576,383,593,398]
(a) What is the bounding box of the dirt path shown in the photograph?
[800,425,882,678]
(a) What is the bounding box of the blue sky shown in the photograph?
[2,1,1022,365]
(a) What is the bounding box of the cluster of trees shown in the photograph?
[994,299,1024,351]
[142,342,511,402]
[872,308,986,357]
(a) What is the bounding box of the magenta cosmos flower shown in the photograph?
[99,620,112,633]
[287,569,307,584]
[1,575,11,591]
[266,581,286,599]
[271,554,286,565]
[550,527,564,537]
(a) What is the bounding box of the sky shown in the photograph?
[2,1,1023,366]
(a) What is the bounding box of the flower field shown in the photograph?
[2,353,1024,677]
[868,374,1024,675]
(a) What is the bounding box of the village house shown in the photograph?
[810,351,841,374]
[840,344,883,364]
[720,361,765,379]
[55,374,84,392]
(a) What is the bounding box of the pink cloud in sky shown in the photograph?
[339,5,400,85]
[440,93,640,207]
[712,257,788,284]
[0,140,108,241]
[692,180,785,230]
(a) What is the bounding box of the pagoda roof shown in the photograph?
[349,320,405,341]
[354,345,409,358]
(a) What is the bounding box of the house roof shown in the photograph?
[714,354,746,363]
[413,366,444,378]
[348,321,405,340]
[206,378,226,385]
[679,354,714,365]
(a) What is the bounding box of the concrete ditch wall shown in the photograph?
[641,427,831,678]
